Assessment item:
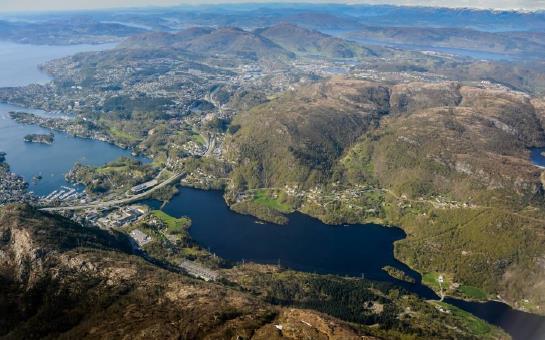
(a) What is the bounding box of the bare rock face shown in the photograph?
[390,82,462,115]
[501,255,545,316]
[253,309,372,340]
[460,86,545,146]
[0,205,371,339]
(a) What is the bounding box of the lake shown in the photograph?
[530,147,545,168]
[0,40,543,339]
[145,187,545,340]
[147,188,421,283]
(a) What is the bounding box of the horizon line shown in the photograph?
[0,2,544,15]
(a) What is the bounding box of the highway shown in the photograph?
[40,172,184,212]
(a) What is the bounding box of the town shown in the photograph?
[0,153,37,205]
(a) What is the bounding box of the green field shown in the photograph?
[192,134,206,145]
[459,285,488,300]
[422,272,447,290]
[252,190,292,213]
[152,210,191,235]
[422,272,489,301]
[434,302,493,336]
[109,126,138,142]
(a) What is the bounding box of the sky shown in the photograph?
[0,0,544,12]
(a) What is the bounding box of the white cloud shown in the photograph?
[0,0,544,12]
[351,0,545,10]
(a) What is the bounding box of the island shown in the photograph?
[382,265,416,283]
[24,133,54,144]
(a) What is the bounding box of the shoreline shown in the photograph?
[150,185,545,329]
[6,103,544,333]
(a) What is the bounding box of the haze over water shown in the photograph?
[0,41,116,87]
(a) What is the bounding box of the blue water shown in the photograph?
[0,41,117,87]
[0,41,137,197]
[348,37,519,61]
[0,103,142,196]
[150,187,418,282]
[530,147,545,168]
[0,40,543,339]
[145,187,545,340]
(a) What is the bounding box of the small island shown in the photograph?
[382,266,416,283]
[24,133,54,144]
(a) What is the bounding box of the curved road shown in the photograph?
[40,172,184,212]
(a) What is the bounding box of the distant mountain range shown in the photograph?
[3,4,545,54]
[120,23,377,61]
[120,26,295,61]
[345,26,545,59]
[0,18,144,45]
[77,4,545,32]
[256,23,377,58]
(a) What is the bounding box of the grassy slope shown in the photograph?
[341,86,545,312]
[151,209,191,235]
[348,88,545,309]
[224,78,545,314]
[252,189,292,213]
[225,77,390,194]
[69,157,156,194]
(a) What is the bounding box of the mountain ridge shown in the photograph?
[223,77,545,314]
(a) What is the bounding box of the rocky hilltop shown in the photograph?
[0,204,371,339]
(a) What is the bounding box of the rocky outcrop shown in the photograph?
[390,82,462,114]
[0,205,370,339]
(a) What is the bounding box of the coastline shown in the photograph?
[5,102,544,336]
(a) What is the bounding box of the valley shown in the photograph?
[1,4,545,339]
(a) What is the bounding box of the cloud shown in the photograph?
[352,0,545,10]
[0,0,544,12]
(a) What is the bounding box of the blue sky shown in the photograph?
[0,0,544,12]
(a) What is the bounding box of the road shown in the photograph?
[202,89,221,158]
[40,172,184,212]
[203,133,216,157]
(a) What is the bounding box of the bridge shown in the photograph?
[39,172,184,212]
